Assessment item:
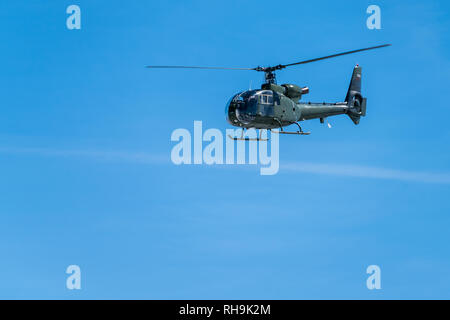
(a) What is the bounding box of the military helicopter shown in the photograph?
[147,44,391,140]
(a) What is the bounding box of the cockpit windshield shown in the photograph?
[227,90,275,118]
[233,90,258,102]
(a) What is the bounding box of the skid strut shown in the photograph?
[271,121,310,135]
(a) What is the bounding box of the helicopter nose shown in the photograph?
[226,101,240,125]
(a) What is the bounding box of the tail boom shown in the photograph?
[296,65,367,125]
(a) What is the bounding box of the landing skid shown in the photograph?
[272,130,311,135]
[227,129,269,141]
[227,122,310,141]
[227,135,269,141]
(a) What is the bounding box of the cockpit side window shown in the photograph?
[259,94,273,105]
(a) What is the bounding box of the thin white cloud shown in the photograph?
[282,162,450,184]
[1,147,449,184]
[0,147,168,164]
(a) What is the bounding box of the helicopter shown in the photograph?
[147,44,391,141]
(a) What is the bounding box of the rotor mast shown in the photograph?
[264,70,276,84]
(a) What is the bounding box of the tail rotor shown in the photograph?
[345,65,367,125]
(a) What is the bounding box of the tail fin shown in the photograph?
[345,65,367,125]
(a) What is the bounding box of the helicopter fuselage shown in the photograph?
[148,45,390,134]
[148,44,389,134]
[226,86,354,130]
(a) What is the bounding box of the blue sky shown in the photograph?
[0,0,449,299]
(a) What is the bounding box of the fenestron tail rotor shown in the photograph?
[146,44,391,84]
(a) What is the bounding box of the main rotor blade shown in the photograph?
[146,44,391,73]
[282,44,391,68]
[145,65,256,71]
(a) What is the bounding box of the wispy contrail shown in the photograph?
[0,147,169,164]
[282,162,450,184]
[1,146,449,184]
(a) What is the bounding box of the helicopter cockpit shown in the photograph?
[226,90,277,125]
